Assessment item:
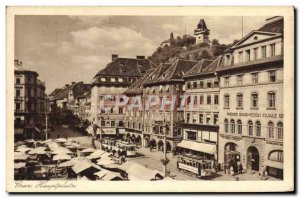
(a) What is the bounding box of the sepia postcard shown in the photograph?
[6,6,294,192]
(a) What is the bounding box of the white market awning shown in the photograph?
[177,140,216,155]
[86,126,94,135]
[264,160,283,169]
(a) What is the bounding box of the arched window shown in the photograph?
[277,122,283,139]
[237,120,242,134]
[230,119,235,133]
[268,122,274,138]
[256,121,261,137]
[248,120,253,136]
[224,119,229,133]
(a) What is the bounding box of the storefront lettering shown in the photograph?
[226,112,282,119]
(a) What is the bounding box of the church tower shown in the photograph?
[194,19,210,44]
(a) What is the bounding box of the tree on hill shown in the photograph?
[148,37,238,65]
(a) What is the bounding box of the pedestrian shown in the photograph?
[261,166,266,180]
[224,163,227,174]
[198,164,202,177]
[239,163,243,174]
[230,166,234,176]
[233,163,238,175]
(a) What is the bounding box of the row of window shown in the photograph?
[224,119,283,139]
[15,76,36,84]
[100,107,124,114]
[236,43,277,63]
[186,80,219,89]
[223,70,277,87]
[186,113,218,125]
[100,77,136,83]
[145,85,182,94]
[101,120,124,127]
[187,95,219,105]
[224,92,276,109]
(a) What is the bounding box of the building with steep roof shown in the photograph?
[194,19,210,44]
[216,16,284,179]
[90,54,155,138]
[14,60,47,141]
[142,59,199,151]
[122,69,155,146]
[178,57,222,161]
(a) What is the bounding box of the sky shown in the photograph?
[15,15,270,93]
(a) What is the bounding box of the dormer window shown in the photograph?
[120,64,126,72]
[253,36,258,40]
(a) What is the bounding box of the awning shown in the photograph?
[264,160,283,169]
[177,140,216,155]
[15,128,24,135]
[86,126,94,135]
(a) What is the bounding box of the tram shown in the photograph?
[116,141,137,157]
[177,153,213,179]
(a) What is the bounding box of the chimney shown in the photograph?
[136,55,145,60]
[72,81,76,85]
[65,84,69,88]
[112,54,118,61]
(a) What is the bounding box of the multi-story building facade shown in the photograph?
[123,68,155,147]
[216,16,284,179]
[90,54,155,138]
[178,57,222,160]
[77,90,92,123]
[50,81,90,123]
[14,60,47,140]
[143,59,199,151]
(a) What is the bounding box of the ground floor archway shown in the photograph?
[136,135,142,146]
[224,142,240,164]
[144,137,150,148]
[166,141,172,152]
[247,146,260,171]
[157,140,164,151]
[149,139,156,148]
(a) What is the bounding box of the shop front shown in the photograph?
[264,150,283,179]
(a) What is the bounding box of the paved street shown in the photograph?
[51,127,279,181]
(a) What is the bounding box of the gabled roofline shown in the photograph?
[232,30,282,49]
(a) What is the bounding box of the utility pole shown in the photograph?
[45,112,49,140]
[98,111,103,149]
[163,125,167,177]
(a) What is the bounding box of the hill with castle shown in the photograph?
[148,19,239,64]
